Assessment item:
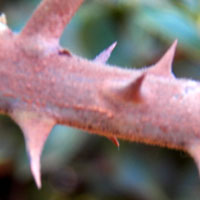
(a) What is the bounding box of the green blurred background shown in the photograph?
[0,0,200,199]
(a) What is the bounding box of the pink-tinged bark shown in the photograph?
[20,0,83,42]
[0,0,200,188]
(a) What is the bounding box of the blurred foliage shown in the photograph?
[0,0,200,199]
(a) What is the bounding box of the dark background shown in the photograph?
[0,0,200,199]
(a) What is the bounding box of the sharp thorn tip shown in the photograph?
[107,136,120,148]
[30,157,42,189]
[149,40,177,77]
[94,41,117,63]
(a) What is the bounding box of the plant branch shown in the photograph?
[0,0,200,188]
[20,0,83,42]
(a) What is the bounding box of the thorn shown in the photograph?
[94,41,117,63]
[102,74,146,105]
[0,13,7,25]
[149,40,177,77]
[118,73,146,103]
[188,143,200,176]
[10,111,55,189]
[107,136,120,148]
[30,153,41,189]
[0,13,9,32]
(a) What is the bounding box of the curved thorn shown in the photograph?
[105,73,146,104]
[10,111,55,189]
[94,41,117,63]
[149,40,178,77]
[107,136,120,148]
[120,73,146,103]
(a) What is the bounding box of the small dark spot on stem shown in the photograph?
[58,49,71,56]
